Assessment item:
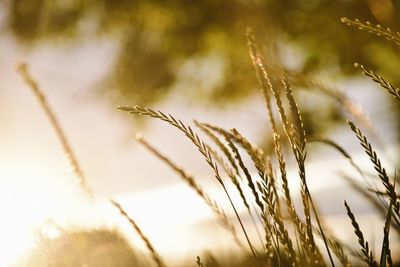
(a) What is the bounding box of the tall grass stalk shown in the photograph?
[110,200,167,267]
[17,63,92,198]
[134,134,245,251]
[118,106,260,262]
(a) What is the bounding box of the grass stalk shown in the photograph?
[135,134,245,250]
[17,63,92,198]
[344,201,378,267]
[118,106,259,262]
[110,200,166,267]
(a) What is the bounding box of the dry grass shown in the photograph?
[354,63,400,103]
[110,200,166,267]
[341,17,400,47]
[18,17,400,267]
[16,63,93,199]
[117,25,399,266]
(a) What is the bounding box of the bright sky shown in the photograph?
[0,25,399,266]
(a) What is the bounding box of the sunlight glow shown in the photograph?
[0,144,398,266]
[0,159,76,266]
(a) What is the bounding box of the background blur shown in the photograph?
[0,0,400,266]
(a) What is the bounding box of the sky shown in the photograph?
[0,20,399,266]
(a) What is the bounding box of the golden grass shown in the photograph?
[17,63,93,198]
[110,200,166,267]
[18,17,400,267]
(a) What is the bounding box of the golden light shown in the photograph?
[0,161,69,266]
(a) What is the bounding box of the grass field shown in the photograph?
[5,18,400,267]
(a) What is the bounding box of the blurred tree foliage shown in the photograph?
[4,0,400,140]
